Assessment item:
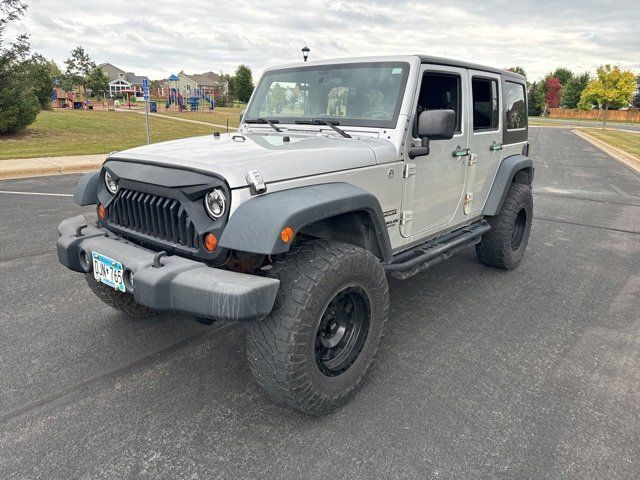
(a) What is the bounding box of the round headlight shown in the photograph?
[104,171,118,194]
[204,188,226,219]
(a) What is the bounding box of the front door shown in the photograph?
[401,65,469,238]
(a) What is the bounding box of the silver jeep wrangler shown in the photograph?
[58,55,533,415]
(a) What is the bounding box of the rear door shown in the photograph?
[465,71,503,215]
[401,65,469,238]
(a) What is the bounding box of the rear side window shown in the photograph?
[415,72,462,135]
[472,77,499,131]
[504,81,526,130]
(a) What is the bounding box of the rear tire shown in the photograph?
[84,274,159,318]
[476,182,533,269]
[245,240,389,416]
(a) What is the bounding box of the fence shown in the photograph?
[549,108,640,123]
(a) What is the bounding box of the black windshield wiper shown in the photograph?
[295,119,352,138]
[245,118,282,132]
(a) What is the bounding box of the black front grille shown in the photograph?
[107,188,199,249]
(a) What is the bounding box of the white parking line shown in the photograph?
[0,190,73,197]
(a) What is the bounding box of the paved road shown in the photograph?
[1,128,639,479]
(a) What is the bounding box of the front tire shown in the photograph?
[476,182,533,269]
[245,240,389,416]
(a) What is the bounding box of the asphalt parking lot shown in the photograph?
[1,127,639,479]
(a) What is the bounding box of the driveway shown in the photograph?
[1,128,639,479]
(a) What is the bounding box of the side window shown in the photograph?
[472,77,499,131]
[505,81,526,130]
[415,72,462,136]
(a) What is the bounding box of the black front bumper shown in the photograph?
[57,215,279,322]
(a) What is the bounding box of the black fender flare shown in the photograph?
[73,171,100,206]
[483,154,534,216]
[219,183,393,262]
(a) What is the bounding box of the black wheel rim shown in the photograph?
[315,285,371,377]
[511,209,527,249]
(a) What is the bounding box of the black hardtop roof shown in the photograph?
[417,54,525,81]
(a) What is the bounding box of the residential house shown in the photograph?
[171,71,227,99]
[98,63,148,97]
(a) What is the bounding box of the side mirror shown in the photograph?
[239,109,246,123]
[409,109,456,158]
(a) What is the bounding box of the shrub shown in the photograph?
[0,37,40,134]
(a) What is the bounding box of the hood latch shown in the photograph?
[246,169,267,195]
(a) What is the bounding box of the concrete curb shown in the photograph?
[572,129,640,174]
[0,154,105,180]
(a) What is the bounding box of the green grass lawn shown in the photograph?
[580,128,640,159]
[530,116,640,126]
[154,106,242,129]
[0,110,218,160]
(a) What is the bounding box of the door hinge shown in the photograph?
[463,192,474,215]
[468,153,477,166]
[403,163,416,178]
[400,210,413,226]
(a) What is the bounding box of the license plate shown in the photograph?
[92,252,125,292]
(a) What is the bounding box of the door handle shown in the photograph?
[490,142,503,151]
[452,147,470,158]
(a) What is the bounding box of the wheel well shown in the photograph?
[299,211,384,260]
[513,166,533,185]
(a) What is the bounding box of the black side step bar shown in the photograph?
[384,220,491,279]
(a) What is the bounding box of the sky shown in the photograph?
[4,0,640,82]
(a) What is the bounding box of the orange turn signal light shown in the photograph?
[280,226,294,243]
[204,233,218,252]
[97,204,106,220]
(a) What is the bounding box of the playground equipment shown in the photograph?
[164,74,217,111]
[164,88,216,111]
[188,89,216,111]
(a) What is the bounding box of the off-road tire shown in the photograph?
[476,182,533,269]
[245,240,389,416]
[84,274,159,318]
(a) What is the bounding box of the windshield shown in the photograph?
[245,62,410,128]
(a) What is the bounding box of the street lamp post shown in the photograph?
[301,45,310,62]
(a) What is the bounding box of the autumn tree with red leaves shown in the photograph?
[545,77,562,108]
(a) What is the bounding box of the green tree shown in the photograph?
[579,65,637,126]
[86,66,108,97]
[223,73,235,100]
[507,66,526,77]
[234,64,254,103]
[267,82,286,113]
[550,67,573,86]
[0,1,40,134]
[61,46,95,92]
[534,81,547,116]
[0,35,40,134]
[633,90,640,108]
[26,54,56,109]
[0,0,27,41]
[527,81,541,116]
[561,72,590,109]
[150,79,161,97]
[632,76,640,108]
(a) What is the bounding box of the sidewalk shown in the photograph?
[0,154,105,180]
[116,108,230,130]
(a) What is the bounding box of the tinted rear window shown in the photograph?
[505,81,526,130]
